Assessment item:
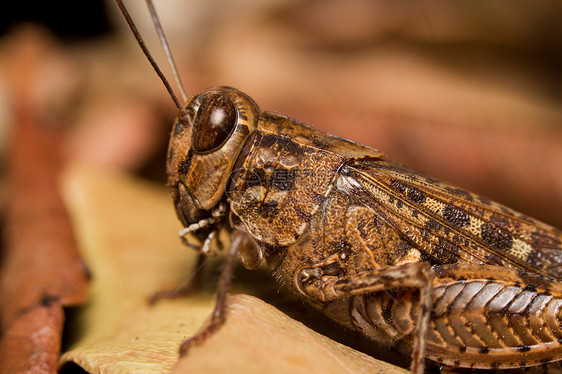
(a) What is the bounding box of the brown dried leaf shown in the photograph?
[0,304,64,374]
[59,164,406,373]
[0,28,89,374]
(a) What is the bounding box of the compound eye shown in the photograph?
[192,94,237,153]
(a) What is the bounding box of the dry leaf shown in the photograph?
[0,29,89,374]
[173,294,405,374]
[59,164,406,373]
[59,164,202,373]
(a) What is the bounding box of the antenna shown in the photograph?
[145,0,189,103]
[114,0,186,113]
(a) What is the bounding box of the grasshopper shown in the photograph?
[115,1,562,372]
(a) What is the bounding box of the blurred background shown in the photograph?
[1,0,561,225]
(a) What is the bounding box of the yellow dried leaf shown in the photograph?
[59,164,406,373]
[175,294,405,374]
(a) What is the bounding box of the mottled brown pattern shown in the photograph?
[164,87,562,372]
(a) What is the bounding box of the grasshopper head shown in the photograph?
[166,87,260,245]
[113,2,261,252]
